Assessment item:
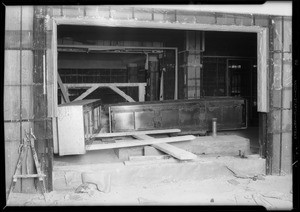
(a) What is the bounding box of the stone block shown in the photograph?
[216,13,235,25]
[62,6,84,17]
[281,132,292,174]
[254,15,269,27]
[110,6,133,20]
[134,8,152,21]
[283,53,292,88]
[195,12,216,24]
[282,109,292,132]
[273,17,283,52]
[282,89,292,109]
[272,89,281,108]
[283,17,292,52]
[273,52,282,90]
[235,15,253,26]
[176,11,196,23]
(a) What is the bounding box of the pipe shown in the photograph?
[212,118,217,137]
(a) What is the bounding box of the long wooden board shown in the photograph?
[86,135,195,151]
[94,129,181,138]
[133,134,197,160]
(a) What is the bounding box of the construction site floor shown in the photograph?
[7,174,293,210]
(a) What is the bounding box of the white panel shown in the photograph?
[57,105,85,155]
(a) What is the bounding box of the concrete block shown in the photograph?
[5,6,21,30]
[196,12,216,24]
[270,109,281,133]
[273,52,282,90]
[254,15,269,27]
[283,18,292,52]
[271,133,281,175]
[21,6,34,30]
[281,132,292,174]
[235,15,253,26]
[110,6,133,20]
[176,11,196,23]
[153,9,176,22]
[4,122,20,141]
[115,146,143,160]
[282,89,292,109]
[272,89,282,108]
[85,6,110,19]
[62,6,84,17]
[51,6,62,17]
[282,109,292,132]
[134,8,152,21]
[273,17,283,52]
[216,14,235,25]
[4,85,20,120]
[144,146,165,156]
[283,53,292,88]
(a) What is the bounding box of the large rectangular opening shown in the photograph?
[52,23,263,169]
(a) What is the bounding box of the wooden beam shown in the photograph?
[108,85,135,102]
[133,134,197,160]
[57,73,70,103]
[65,83,147,88]
[94,129,181,138]
[138,84,146,102]
[74,85,99,101]
[86,135,195,151]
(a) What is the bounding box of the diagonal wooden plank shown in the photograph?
[74,85,99,101]
[108,85,135,102]
[86,135,195,151]
[133,134,197,160]
[94,129,181,138]
[57,73,70,103]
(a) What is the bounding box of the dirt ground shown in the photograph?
[6,174,293,210]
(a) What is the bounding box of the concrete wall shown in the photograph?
[4,5,293,194]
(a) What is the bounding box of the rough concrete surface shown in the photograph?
[7,174,292,210]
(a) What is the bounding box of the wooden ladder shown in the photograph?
[7,129,46,200]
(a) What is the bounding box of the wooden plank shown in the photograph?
[86,135,195,151]
[65,83,147,88]
[108,85,135,102]
[74,85,99,101]
[138,84,146,102]
[57,73,70,103]
[94,129,181,138]
[134,134,197,160]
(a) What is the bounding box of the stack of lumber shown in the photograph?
[86,129,197,161]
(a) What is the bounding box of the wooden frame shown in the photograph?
[64,83,147,102]
[49,15,269,156]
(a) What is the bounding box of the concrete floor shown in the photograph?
[53,127,259,166]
